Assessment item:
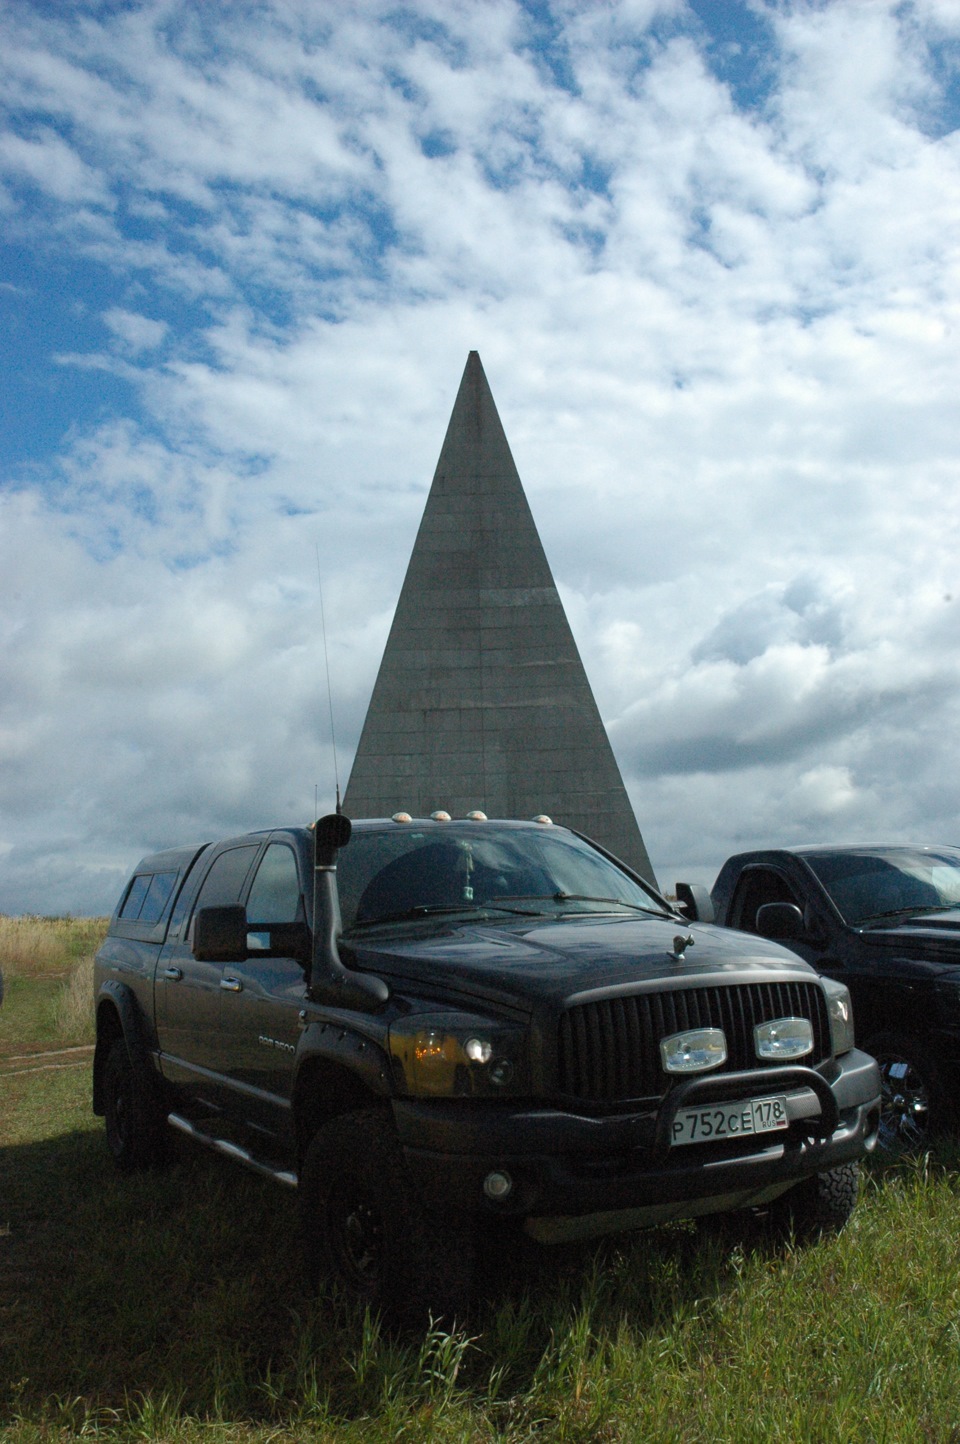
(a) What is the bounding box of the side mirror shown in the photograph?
[756,901,805,941]
[675,882,714,924]
[193,904,248,961]
[247,920,312,967]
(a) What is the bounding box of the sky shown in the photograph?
[3,0,960,915]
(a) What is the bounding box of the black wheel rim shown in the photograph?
[328,1190,384,1293]
[876,1052,930,1149]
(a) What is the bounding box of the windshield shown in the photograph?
[336,822,671,930]
[804,847,960,925]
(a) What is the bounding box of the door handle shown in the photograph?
[220,977,243,992]
[163,966,183,980]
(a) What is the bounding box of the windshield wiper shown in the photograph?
[498,892,669,916]
[555,893,670,915]
[352,901,546,927]
[858,903,959,924]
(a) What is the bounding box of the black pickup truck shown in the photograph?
[679,844,960,1151]
[94,814,880,1321]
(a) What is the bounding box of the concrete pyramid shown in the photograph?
[343,351,656,885]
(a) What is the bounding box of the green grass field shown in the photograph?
[2,918,960,1442]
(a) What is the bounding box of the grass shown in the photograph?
[0,914,108,977]
[2,920,959,1441]
[0,914,105,1055]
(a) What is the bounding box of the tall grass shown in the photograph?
[0,915,73,976]
[0,916,105,1051]
[0,914,107,978]
[52,953,96,1045]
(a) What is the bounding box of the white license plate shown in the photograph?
[670,1094,789,1147]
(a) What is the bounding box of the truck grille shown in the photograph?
[557,981,831,1102]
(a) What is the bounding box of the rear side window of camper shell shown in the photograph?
[118,871,179,925]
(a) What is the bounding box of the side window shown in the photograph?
[190,845,261,930]
[119,874,151,920]
[731,868,799,933]
[119,871,178,923]
[139,872,178,924]
[246,844,303,924]
[169,862,201,937]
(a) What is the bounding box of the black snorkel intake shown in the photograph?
[311,814,389,1011]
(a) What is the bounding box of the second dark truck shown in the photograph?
[679,843,960,1149]
[94,813,880,1320]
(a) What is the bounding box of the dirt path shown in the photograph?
[0,1043,94,1078]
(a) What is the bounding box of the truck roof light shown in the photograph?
[483,1170,513,1201]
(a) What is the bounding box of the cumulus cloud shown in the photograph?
[102,308,169,353]
[2,0,960,911]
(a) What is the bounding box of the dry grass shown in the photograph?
[52,954,96,1046]
[0,915,107,979]
[0,917,105,1053]
[0,916,71,977]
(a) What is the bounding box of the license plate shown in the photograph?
[670,1094,789,1147]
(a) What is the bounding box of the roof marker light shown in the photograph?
[392,812,413,824]
[466,810,487,821]
[483,1170,513,1201]
[430,810,452,822]
[532,814,553,825]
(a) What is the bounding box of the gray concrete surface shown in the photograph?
[343,350,656,886]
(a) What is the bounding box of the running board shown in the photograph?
[167,1113,298,1189]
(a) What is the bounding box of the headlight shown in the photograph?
[388,1012,527,1096]
[821,977,856,1056]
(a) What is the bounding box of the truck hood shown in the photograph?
[859,908,960,965]
[343,911,818,1013]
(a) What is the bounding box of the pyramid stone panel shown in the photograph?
[343,351,656,885]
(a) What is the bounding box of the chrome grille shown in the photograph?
[557,981,831,1102]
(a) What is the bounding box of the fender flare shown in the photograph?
[295,1019,395,1098]
[93,979,158,1115]
[292,1019,396,1160]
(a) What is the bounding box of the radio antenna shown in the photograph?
[316,545,341,813]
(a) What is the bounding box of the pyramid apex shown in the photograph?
[429,349,518,497]
[457,348,489,386]
[343,356,655,884]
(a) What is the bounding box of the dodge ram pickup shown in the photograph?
[680,843,960,1150]
[94,814,880,1321]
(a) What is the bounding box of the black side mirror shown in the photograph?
[756,901,805,941]
[247,920,312,967]
[193,904,248,961]
[675,882,715,924]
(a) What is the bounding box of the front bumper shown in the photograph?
[393,1048,881,1240]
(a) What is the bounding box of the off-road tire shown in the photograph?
[300,1107,474,1327]
[764,1161,860,1241]
[102,1037,168,1171]
[865,1032,951,1151]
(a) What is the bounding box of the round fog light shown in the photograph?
[483,1170,513,1201]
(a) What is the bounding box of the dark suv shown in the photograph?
[94,813,880,1320]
